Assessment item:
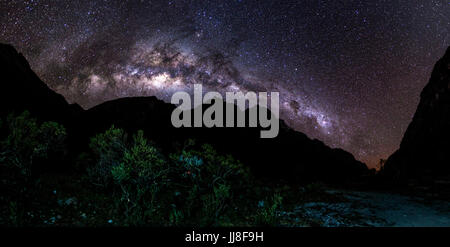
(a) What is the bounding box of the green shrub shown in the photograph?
[201,183,231,223]
[0,111,66,226]
[87,133,253,226]
[111,130,168,225]
[0,111,66,179]
[8,201,22,227]
[254,193,283,226]
[88,127,170,225]
[169,142,250,226]
[88,126,127,187]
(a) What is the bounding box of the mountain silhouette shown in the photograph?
[0,44,83,122]
[383,46,450,181]
[0,43,368,184]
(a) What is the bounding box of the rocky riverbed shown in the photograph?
[281,189,450,227]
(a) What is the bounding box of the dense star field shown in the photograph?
[0,0,449,167]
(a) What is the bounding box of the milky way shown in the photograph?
[1,0,449,167]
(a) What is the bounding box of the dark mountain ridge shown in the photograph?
[383,46,450,181]
[0,43,368,184]
[0,44,83,123]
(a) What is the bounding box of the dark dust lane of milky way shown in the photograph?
[1,0,449,167]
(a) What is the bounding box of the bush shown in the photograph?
[88,127,171,225]
[0,111,66,226]
[169,141,251,226]
[0,111,66,179]
[88,126,127,187]
[87,133,252,226]
[254,193,283,226]
[111,130,168,225]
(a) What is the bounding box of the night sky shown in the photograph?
[1,0,449,168]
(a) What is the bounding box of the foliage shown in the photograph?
[254,193,283,226]
[0,111,66,226]
[0,111,66,179]
[88,127,171,225]
[168,141,251,226]
[89,133,251,226]
[88,126,127,187]
[111,130,168,225]
[0,118,296,227]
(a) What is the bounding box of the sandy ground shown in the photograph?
[284,190,450,227]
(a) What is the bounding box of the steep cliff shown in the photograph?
[384,46,450,180]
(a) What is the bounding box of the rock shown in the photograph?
[65,197,78,206]
[383,46,450,181]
